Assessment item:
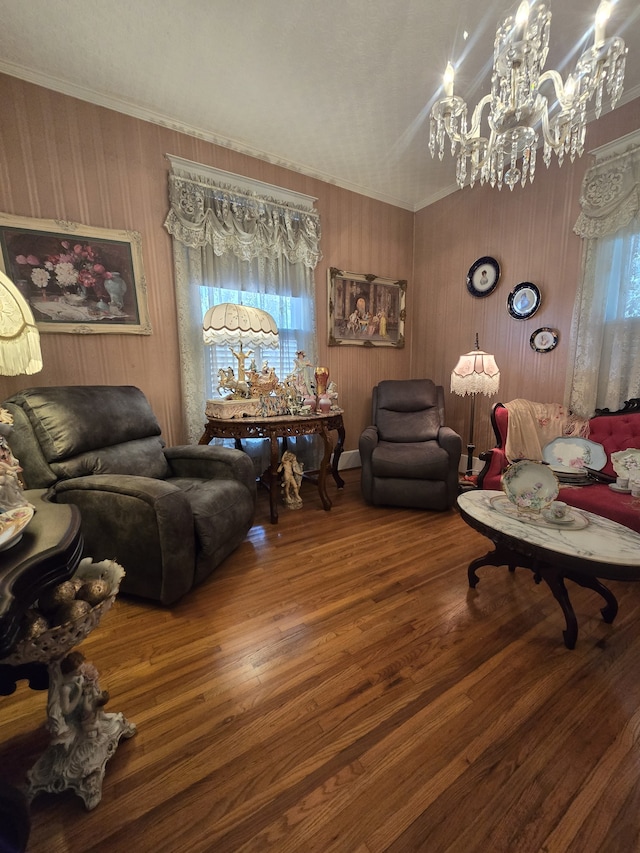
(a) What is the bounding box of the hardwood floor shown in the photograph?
[2,468,640,852]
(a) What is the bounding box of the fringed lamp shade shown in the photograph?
[202,303,279,349]
[450,350,500,398]
[451,342,500,478]
[0,269,43,376]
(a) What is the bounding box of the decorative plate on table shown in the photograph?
[466,256,500,298]
[542,436,607,473]
[507,282,541,319]
[611,449,640,479]
[501,459,559,513]
[490,495,589,529]
[0,505,34,551]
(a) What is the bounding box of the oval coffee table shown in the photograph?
[457,490,640,649]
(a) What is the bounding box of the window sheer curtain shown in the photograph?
[164,157,322,462]
[567,142,640,417]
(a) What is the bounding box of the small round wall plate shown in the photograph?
[507,282,540,319]
[467,256,500,298]
[530,327,558,352]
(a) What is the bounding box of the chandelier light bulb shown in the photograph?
[443,62,456,97]
[594,0,611,43]
[429,0,627,191]
[515,1,530,32]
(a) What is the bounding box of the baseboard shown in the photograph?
[336,449,360,470]
[339,450,483,473]
[459,456,483,475]
[340,450,483,475]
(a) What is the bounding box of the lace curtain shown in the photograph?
[566,142,640,417]
[164,157,322,456]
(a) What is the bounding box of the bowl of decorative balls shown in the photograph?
[2,558,125,665]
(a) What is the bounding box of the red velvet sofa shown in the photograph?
[477,400,640,533]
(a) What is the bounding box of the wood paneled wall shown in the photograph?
[0,73,637,458]
[413,99,640,458]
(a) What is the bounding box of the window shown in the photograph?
[164,156,322,444]
[569,135,640,417]
[201,287,313,401]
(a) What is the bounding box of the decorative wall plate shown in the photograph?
[501,459,559,512]
[530,327,558,352]
[507,282,540,319]
[0,505,34,551]
[542,436,607,473]
[466,256,500,298]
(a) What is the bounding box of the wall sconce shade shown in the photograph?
[0,269,43,376]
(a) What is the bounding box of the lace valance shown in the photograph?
[164,162,322,270]
[574,144,640,239]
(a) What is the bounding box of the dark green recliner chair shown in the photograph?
[3,385,256,605]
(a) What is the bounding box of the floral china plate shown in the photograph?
[501,460,559,513]
[0,505,34,551]
[611,449,640,479]
[542,436,607,473]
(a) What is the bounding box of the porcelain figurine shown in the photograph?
[278,450,303,510]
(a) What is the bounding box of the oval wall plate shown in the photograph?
[508,282,540,319]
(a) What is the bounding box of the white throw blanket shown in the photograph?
[504,400,590,463]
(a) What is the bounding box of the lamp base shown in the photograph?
[465,443,475,479]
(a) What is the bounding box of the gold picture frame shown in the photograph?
[0,212,152,334]
[328,267,406,348]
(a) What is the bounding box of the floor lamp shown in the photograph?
[450,335,500,479]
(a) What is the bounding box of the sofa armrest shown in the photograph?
[52,474,196,605]
[163,445,256,497]
[358,426,379,464]
[477,447,509,489]
[437,426,462,462]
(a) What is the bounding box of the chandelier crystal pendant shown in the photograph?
[429,0,627,191]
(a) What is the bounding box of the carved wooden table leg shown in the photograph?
[268,433,280,524]
[317,426,333,511]
[331,419,346,489]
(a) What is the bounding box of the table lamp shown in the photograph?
[202,302,279,382]
[0,269,43,377]
[0,268,43,508]
[451,334,500,478]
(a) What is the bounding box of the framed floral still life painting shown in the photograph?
[328,267,406,348]
[0,213,152,334]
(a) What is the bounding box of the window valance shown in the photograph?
[574,143,640,240]
[164,156,322,269]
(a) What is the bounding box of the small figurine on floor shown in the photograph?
[278,450,304,510]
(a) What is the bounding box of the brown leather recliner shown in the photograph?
[359,379,462,510]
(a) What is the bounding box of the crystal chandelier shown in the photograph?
[429,1,627,190]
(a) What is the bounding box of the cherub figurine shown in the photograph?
[277,450,304,509]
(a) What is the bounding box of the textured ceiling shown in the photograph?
[0,0,639,210]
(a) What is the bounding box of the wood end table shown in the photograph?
[199,409,345,523]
